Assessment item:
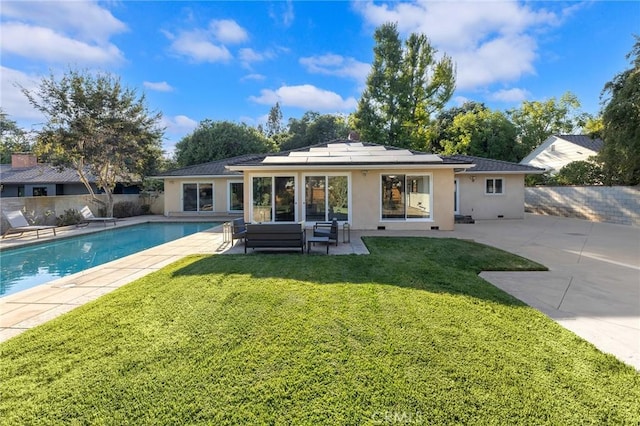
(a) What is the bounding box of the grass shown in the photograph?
[1,237,638,424]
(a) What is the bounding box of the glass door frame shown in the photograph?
[248,174,298,223]
[302,172,352,226]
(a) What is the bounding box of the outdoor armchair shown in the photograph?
[313,218,338,246]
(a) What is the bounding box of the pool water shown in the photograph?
[0,222,218,297]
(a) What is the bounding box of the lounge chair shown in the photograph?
[2,210,57,239]
[80,206,117,227]
[313,218,339,246]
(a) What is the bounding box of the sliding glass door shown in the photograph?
[251,176,296,222]
[304,175,349,222]
[183,183,213,212]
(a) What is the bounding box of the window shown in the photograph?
[183,183,213,212]
[32,187,48,196]
[485,178,503,194]
[381,174,431,220]
[304,175,349,222]
[228,181,243,212]
[251,176,296,222]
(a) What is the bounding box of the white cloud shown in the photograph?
[1,22,124,65]
[489,88,531,103]
[354,0,569,90]
[0,1,126,66]
[209,19,249,44]
[249,85,357,111]
[299,54,370,84]
[239,48,276,68]
[162,114,198,135]
[167,19,249,63]
[0,67,45,123]
[269,1,295,27]
[241,73,267,82]
[168,29,232,63]
[143,81,174,92]
[0,1,127,44]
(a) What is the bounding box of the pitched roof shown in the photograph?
[445,155,545,174]
[155,153,268,177]
[556,135,604,152]
[0,164,98,184]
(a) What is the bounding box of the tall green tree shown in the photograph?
[265,102,285,138]
[22,70,164,216]
[439,103,519,162]
[354,22,455,150]
[428,101,485,153]
[175,120,274,167]
[279,112,349,151]
[508,91,586,160]
[598,35,640,185]
[0,109,31,163]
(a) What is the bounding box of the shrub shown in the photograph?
[56,209,83,226]
[112,201,141,218]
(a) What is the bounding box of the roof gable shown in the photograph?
[556,134,604,152]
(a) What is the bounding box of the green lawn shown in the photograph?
[1,238,638,424]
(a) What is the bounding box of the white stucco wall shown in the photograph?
[163,177,233,216]
[457,174,526,220]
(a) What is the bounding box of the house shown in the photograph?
[519,134,604,174]
[447,155,545,220]
[0,153,140,197]
[156,141,544,230]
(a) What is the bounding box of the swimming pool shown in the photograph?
[0,222,218,297]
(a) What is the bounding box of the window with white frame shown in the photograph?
[183,183,213,212]
[304,175,349,222]
[228,181,243,212]
[381,174,431,220]
[485,178,504,194]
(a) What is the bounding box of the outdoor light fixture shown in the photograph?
[471,175,476,182]
[361,170,368,176]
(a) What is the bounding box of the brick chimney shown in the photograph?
[11,153,38,168]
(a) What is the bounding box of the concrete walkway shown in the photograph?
[1,214,638,370]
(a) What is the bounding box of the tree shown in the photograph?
[508,91,586,160]
[439,103,520,162]
[427,102,485,153]
[175,120,274,166]
[279,112,349,151]
[265,102,285,138]
[353,22,455,150]
[598,35,640,185]
[0,110,31,163]
[555,160,604,185]
[22,69,163,217]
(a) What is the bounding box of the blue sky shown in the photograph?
[1,1,638,155]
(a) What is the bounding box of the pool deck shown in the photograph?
[1,214,638,370]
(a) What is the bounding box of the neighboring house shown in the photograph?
[519,134,604,174]
[0,153,140,197]
[447,155,545,220]
[156,141,544,230]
